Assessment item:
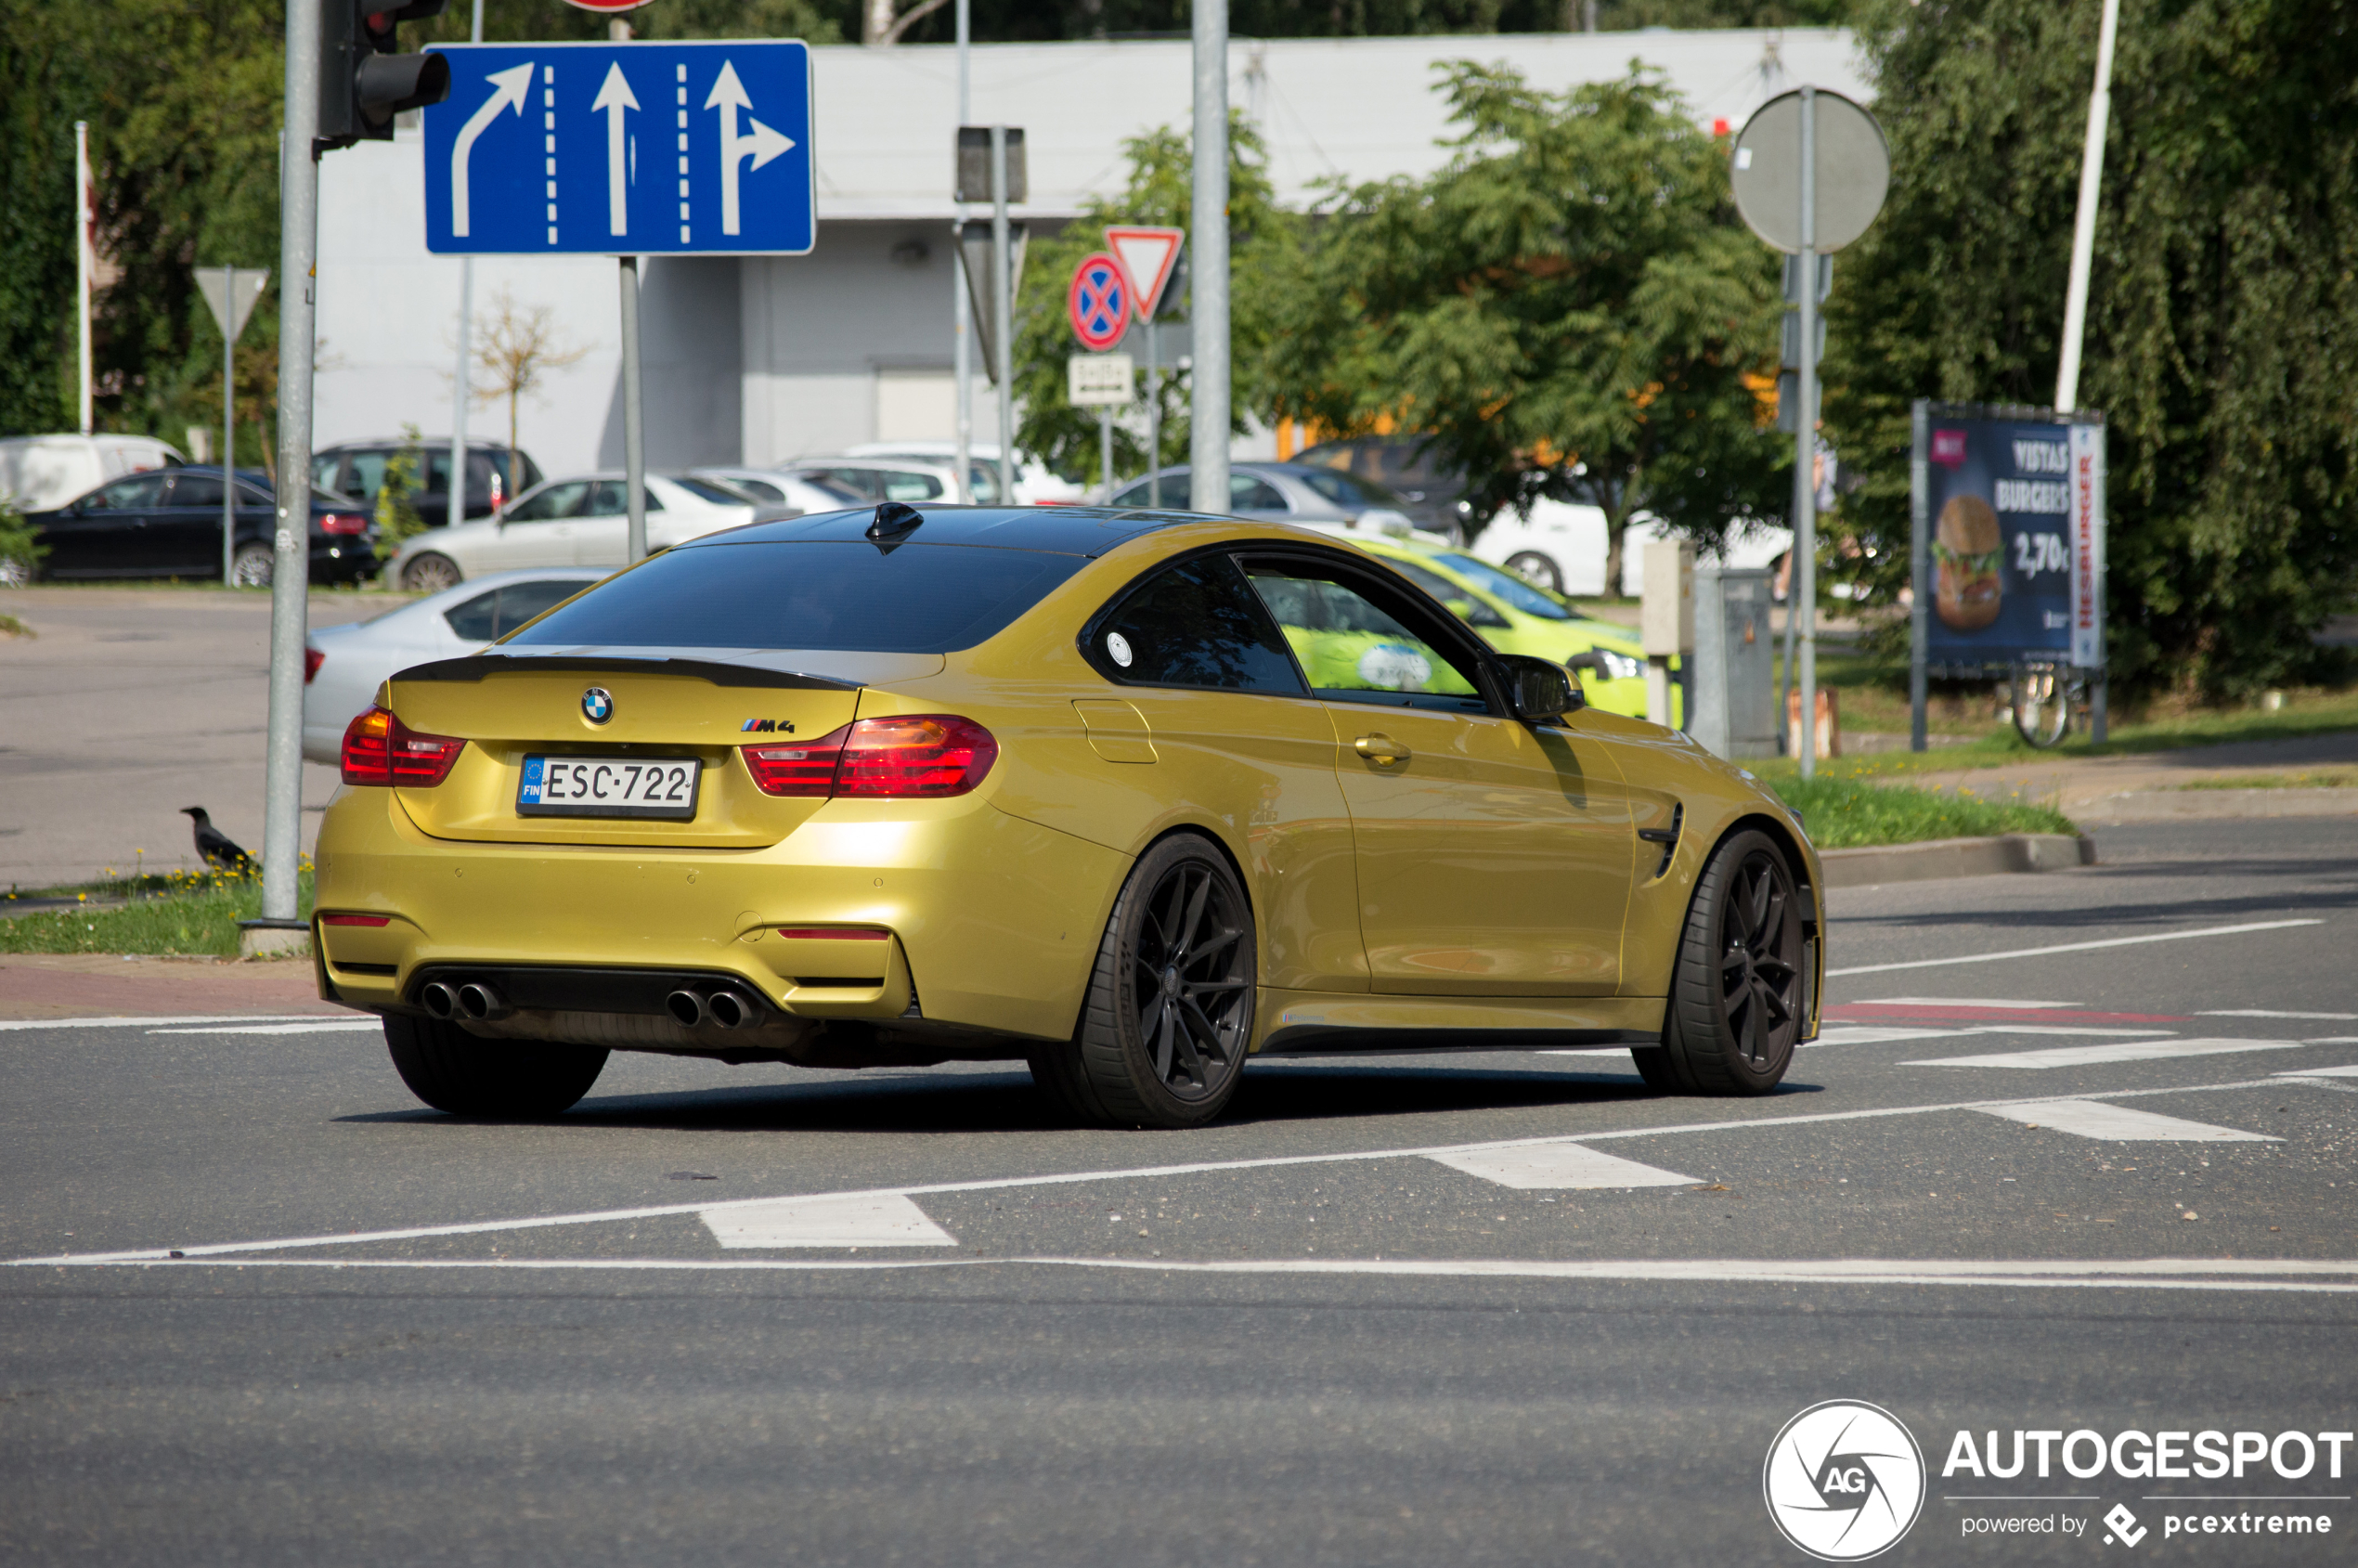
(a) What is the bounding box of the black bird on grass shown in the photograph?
[180,807,252,874]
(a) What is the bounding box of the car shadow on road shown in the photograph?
[334,1059,1820,1135]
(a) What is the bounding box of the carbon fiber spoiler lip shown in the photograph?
[392,654,861,691]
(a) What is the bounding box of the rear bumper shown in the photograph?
[310,784,1127,1043]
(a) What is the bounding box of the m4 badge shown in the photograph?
[740,719,797,733]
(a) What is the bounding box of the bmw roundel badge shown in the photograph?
[581,687,614,724]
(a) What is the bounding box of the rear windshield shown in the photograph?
[504,540,1084,654]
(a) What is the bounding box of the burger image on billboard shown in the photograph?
[1935,494,2003,631]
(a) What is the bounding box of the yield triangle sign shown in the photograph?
[194,266,270,343]
[959,220,1030,383]
[1104,226,1185,322]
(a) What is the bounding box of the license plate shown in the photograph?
[517,756,701,819]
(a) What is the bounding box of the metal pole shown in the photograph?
[1909,397,1930,753]
[1099,406,1112,499]
[1794,85,1819,779]
[953,0,971,503]
[2056,0,2120,414]
[450,0,483,531]
[990,127,1014,505]
[1146,319,1160,507]
[621,256,646,563]
[222,264,237,582]
[260,0,322,934]
[1189,0,1229,512]
[75,122,92,435]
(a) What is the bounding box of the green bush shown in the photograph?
[0,495,47,585]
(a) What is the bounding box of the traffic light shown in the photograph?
[317,0,452,154]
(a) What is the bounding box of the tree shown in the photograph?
[1819,0,2358,702]
[470,289,587,499]
[1256,62,1789,591]
[1011,116,1298,486]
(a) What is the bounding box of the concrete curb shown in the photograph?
[1819,833,2097,889]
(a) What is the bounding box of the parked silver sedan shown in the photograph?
[301,568,606,762]
[1107,460,1458,542]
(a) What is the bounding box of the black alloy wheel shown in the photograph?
[1030,833,1255,1129]
[1634,828,1806,1095]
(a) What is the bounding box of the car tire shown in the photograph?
[383,1014,609,1117]
[231,543,274,588]
[1649,829,1804,1095]
[1028,832,1255,1129]
[1505,551,1563,595]
[402,552,462,594]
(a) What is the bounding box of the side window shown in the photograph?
[1240,557,1488,712]
[1384,557,1509,628]
[585,481,625,517]
[423,451,454,493]
[506,480,588,522]
[492,578,586,635]
[1092,555,1306,695]
[343,451,391,502]
[443,589,502,641]
[1114,474,1190,510]
[1299,469,1372,509]
[1229,474,1288,512]
[168,475,226,510]
[310,456,345,494]
[878,471,944,503]
[85,474,169,511]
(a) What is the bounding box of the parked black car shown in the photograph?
[312,439,542,525]
[19,466,380,586]
[1293,434,1475,538]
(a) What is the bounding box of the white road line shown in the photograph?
[39,1254,2358,1294]
[1814,1026,1966,1045]
[148,1021,380,1036]
[1827,919,2323,978]
[1869,997,2079,1008]
[2303,1037,2358,1046]
[11,1076,2333,1268]
[702,1194,957,1249]
[2204,1010,2358,1020]
[1959,1026,2179,1038]
[1908,1038,2303,1070]
[1425,1146,1696,1190]
[0,1014,345,1033]
[1974,1100,2278,1142]
[2277,1064,2358,1079]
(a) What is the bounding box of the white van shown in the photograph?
[0,434,184,514]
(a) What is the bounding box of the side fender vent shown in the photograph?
[1638,801,1683,879]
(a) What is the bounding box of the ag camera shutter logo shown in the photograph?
[1764,1400,1926,1561]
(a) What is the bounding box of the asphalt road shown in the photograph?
[0,587,388,890]
[4,817,2356,1564]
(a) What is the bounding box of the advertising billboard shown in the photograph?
[1911,404,2105,669]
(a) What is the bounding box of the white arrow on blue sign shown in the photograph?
[423,41,813,256]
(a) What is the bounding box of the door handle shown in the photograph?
[1354,732,1409,765]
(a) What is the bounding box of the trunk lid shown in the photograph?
[383,652,940,847]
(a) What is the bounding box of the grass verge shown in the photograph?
[0,867,313,957]
[1769,774,2078,850]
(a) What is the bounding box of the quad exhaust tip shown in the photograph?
[455,982,509,1021]
[665,988,756,1029]
[419,981,459,1019]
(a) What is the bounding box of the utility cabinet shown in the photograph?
[1690,566,1778,759]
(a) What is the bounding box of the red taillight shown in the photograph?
[318,512,369,536]
[341,706,466,787]
[304,645,325,684]
[742,715,997,799]
[320,913,392,927]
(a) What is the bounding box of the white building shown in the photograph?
[315,29,1868,477]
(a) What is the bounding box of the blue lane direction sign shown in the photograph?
[423,41,812,256]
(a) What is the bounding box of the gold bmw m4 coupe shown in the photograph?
[312,502,1821,1128]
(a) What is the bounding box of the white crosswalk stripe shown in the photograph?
[1867,997,2079,1008]
[701,1194,957,1249]
[2276,1062,2358,1078]
[1906,1037,2302,1069]
[1427,1145,1696,1190]
[1975,1099,2278,1141]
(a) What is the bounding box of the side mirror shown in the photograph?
[1498,654,1581,721]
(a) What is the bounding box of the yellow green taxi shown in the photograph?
[1303,526,1677,722]
[312,503,1820,1129]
